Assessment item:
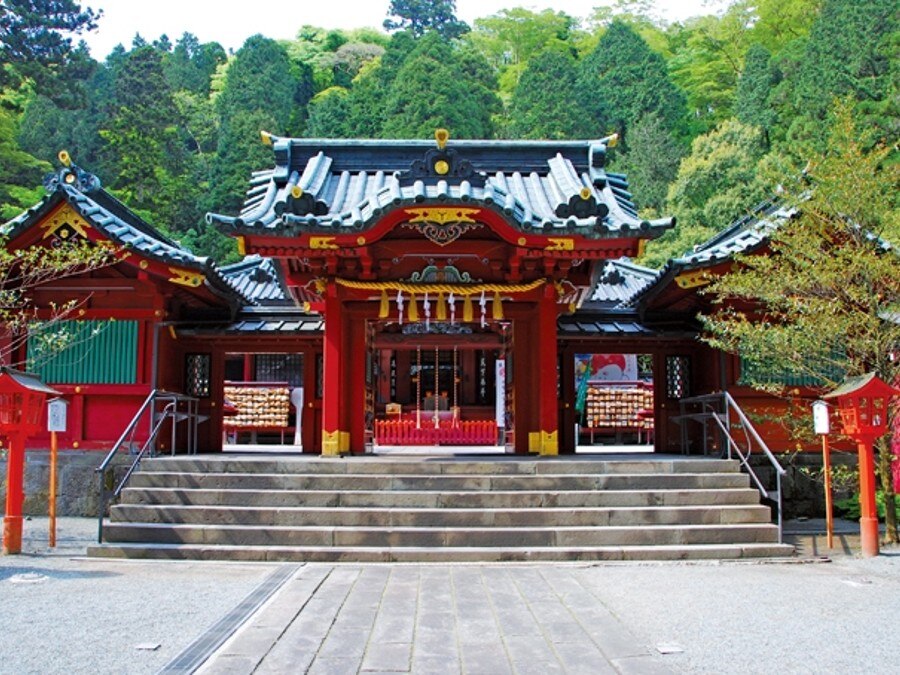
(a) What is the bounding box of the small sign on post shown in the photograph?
[46,398,69,548]
[812,400,833,550]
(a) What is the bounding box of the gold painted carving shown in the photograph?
[675,270,712,289]
[405,207,480,225]
[545,238,575,251]
[41,204,90,240]
[309,236,339,250]
[540,430,558,456]
[168,267,205,287]
[402,208,483,247]
[322,429,350,455]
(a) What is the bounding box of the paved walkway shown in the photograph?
[3,518,900,674]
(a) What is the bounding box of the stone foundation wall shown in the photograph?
[0,450,115,517]
[750,451,859,520]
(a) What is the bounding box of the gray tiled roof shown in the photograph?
[4,165,247,307]
[207,136,674,239]
[219,255,291,305]
[622,199,797,308]
[586,258,658,306]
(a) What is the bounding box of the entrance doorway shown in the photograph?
[574,352,655,453]
[368,321,511,451]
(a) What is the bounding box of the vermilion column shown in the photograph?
[857,439,880,557]
[321,283,347,455]
[536,286,559,455]
[2,434,26,554]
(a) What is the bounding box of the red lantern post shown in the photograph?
[0,367,60,554]
[824,373,900,557]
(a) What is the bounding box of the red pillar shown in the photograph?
[2,434,26,554]
[321,283,348,455]
[347,311,367,453]
[857,439,880,557]
[534,287,559,455]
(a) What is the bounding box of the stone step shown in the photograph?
[87,541,796,562]
[119,486,763,509]
[102,522,780,548]
[110,503,773,527]
[128,471,752,492]
[138,457,742,476]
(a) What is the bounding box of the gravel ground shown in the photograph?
[0,517,276,675]
[3,517,899,674]
[577,550,900,674]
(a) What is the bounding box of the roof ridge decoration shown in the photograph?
[43,151,101,194]
[396,129,485,188]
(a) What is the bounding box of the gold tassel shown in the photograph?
[463,294,473,322]
[378,290,389,319]
[493,291,504,320]
[409,293,418,322]
[436,292,447,321]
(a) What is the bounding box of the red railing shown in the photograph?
[374,418,498,445]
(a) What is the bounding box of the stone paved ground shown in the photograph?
[3,518,899,674]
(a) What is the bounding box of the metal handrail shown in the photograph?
[95,389,201,542]
[677,391,787,542]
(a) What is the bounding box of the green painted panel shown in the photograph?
[27,320,138,384]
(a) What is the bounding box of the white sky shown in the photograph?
[79,0,728,59]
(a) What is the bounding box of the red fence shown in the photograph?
[374,418,498,445]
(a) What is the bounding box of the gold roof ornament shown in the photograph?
[58,150,72,167]
[260,130,274,146]
[435,128,449,150]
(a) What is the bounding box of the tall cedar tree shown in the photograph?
[0,0,99,106]
[384,0,469,39]
[735,44,778,146]
[702,104,900,540]
[509,48,591,140]
[382,32,498,139]
[789,0,898,144]
[213,35,308,213]
[613,114,684,213]
[577,20,686,146]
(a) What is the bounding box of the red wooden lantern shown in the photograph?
[1,367,60,554]
[824,372,900,557]
[824,372,898,441]
[0,367,59,436]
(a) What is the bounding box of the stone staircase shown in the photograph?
[87,455,794,562]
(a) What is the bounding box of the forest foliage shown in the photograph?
[0,0,897,266]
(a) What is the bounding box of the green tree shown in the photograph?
[212,35,306,213]
[0,108,49,220]
[0,0,99,106]
[508,48,590,140]
[382,32,498,139]
[613,114,684,213]
[468,8,579,96]
[164,33,227,95]
[642,119,771,267]
[306,86,351,137]
[735,44,779,146]
[577,20,686,144]
[702,105,900,541]
[384,0,469,39]
[789,0,898,144]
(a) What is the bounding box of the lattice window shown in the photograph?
[185,353,211,398]
[666,355,690,400]
[255,353,304,387]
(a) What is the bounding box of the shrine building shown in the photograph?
[2,131,816,457]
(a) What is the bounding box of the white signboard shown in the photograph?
[812,400,830,435]
[495,359,506,428]
[47,398,68,433]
